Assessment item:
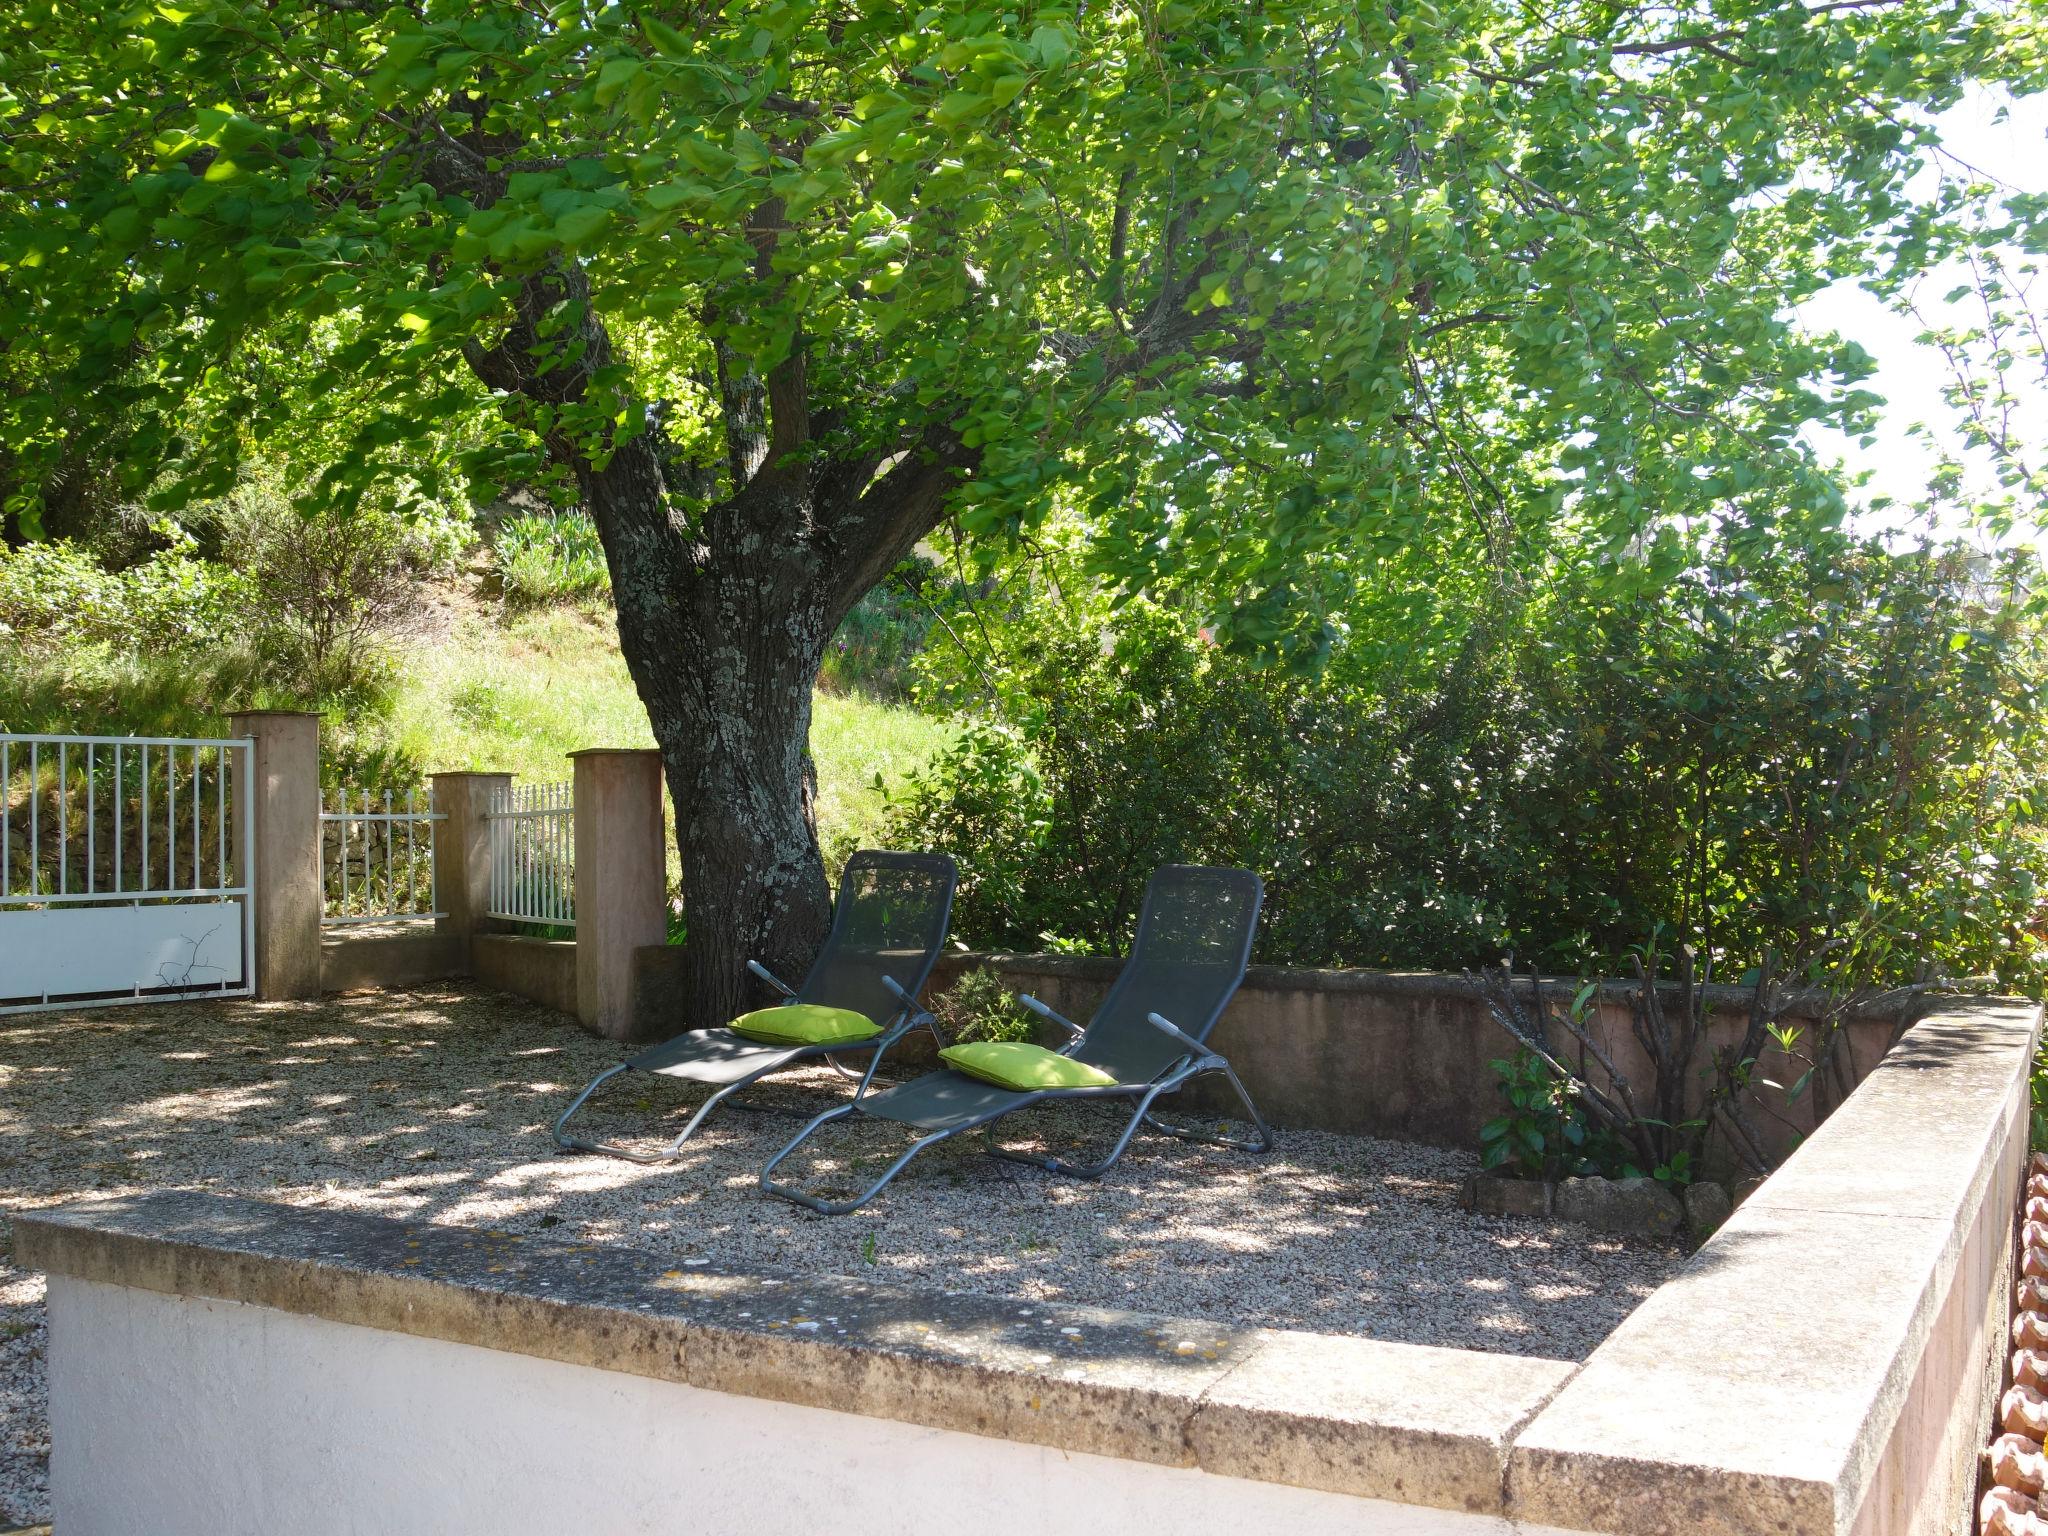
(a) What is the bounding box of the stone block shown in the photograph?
[1555,1175,1683,1238]
[1683,1181,1733,1241]
[1458,1172,1555,1218]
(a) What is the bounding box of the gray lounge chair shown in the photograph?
[760,864,1271,1213]
[553,849,956,1162]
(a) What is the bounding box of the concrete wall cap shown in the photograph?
[938,950,1988,1019]
[478,933,576,954]
[1505,995,2041,1535]
[13,1191,1572,1516]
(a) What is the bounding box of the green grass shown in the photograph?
[811,684,954,870]
[370,601,952,871]
[3,592,954,876]
[380,604,657,782]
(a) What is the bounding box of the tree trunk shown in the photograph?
[572,446,836,1029]
[466,259,967,1031]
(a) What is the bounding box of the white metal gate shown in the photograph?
[0,733,254,1015]
[486,779,575,929]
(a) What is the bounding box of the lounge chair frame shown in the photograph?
[760,865,1271,1214]
[553,850,956,1162]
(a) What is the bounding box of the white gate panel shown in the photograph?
[2,733,253,1014]
[0,901,246,1005]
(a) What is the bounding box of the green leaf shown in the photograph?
[643,17,692,58]
[594,56,642,108]
[930,90,993,128]
[553,204,612,247]
[1028,22,1073,67]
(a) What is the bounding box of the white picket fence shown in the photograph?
[486,780,574,928]
[320,788,443,926]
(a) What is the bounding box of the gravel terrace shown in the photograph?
[0,982,1684,1525]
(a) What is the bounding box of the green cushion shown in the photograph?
[938,1041,1118,1091]
[729,1004,881,1047]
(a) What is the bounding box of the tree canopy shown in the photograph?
[6,0,2040,634]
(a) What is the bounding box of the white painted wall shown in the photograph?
[48,1276,1574,1536]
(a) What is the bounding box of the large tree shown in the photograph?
[2,0,2040,1024]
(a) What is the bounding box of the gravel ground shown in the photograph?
[0,983,1683,1525]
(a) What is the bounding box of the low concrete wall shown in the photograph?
[41,1275,1585,1536]
[1509,997,2038,1534]
[22,1193,1577,1536]
[472,934,577,1017]
[16,997,2038,1536]
[927,953,1899,1162]
[509,945,1906,1161]
[319,924,463,993]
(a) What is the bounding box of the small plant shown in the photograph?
[935,966,1034,1044]
[860,1231,877,1266]
[1479,1051,1593,1180]
[495,510,611,607]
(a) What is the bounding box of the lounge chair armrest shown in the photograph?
[875,1008,929,1040]
[1019,993,1084,1039]
[1145,1011,1211,1058]
[746,959,798,1000]
[872,977,943,1051]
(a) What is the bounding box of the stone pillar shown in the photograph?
[228,710,322,1000]
[570,749,666,1040]
[430,771,511,969]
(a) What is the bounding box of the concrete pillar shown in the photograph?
[228,710,322,1000]
[570,749,667,1040]
[430,771,511,969]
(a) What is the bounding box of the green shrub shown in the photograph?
[201,473,459,708]
[494,510,610,606]
[0,535,252,656]
[820,556,942,700]
[1479,1053,1601,1181]
[0,539,117,643]
[935,966,1035,1044]
[890,536,2048,994]
[1,461,466,721]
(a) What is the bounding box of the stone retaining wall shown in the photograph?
[499,943,1908,1165]
[319,924,463,993]
[471,933,578,1018]
[921,953,1899,1163]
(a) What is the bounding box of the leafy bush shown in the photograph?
[820,556,942,700]
[1479,1053,1603,1181]
[0,539,115,643]
[890,534,2048,994]
[0,535,252,655]
[209,473,456,707]
[1,460,467,721]
[494,510,610,607]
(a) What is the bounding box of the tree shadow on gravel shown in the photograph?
[0,984,1682,1363]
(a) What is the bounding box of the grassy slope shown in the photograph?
[2,591,953,875]
[377,602,952,866]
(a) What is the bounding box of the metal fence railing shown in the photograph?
[486,780,574,929]
[1,732,254,1013]
[320,788,443,926]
